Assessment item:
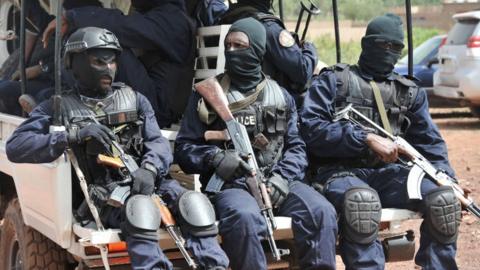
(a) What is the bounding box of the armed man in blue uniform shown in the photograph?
[299,14,461,270]
[43,0,195,128]
[175,18,337,270]
[6,27,228,270]
[219,0,318,104]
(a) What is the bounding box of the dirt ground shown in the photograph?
[335,108,480,270]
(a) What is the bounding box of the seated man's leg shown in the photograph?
[214,188,267,270]
[157,179,229,269]
[121,195,173,270]
[367,164,461,270]
[317,169,384,270]
[276,181,338,270]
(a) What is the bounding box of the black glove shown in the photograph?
[132,168,156,195]
[267,174,290,209]
[69,123,115,148]
[211,150,253,182]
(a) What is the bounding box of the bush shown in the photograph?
[314,27,443,66]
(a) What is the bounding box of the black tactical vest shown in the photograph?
[61,83,142,185]
[333,64,418,137]
[321,64,418,168]
[202,76,288,172]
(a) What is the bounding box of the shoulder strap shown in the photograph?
[370,81,393,134]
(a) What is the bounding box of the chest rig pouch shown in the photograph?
[332,64,418,167]
[197,75,288,170]
[62,84,143,184]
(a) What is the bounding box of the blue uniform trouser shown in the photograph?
[315,163,458,270]
[108,179,229,270]
[214,181,338,270]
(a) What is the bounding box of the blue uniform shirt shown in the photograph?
[299,69,455,177]
[262,19,318,94]
[6,92,172,178]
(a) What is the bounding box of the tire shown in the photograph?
[470,106,480,118]
[0,0,18,66]
[0,198,72,270]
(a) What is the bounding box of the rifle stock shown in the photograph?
[195,78,234,122]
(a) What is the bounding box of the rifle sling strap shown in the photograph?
[370,80,392,134]
[219,74,267,113]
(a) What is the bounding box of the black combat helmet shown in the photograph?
[64,27,122,69]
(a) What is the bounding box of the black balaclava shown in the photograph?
[358,13,404,80]
[225,17,266,92]
[237,0,272,13]
[71,48,117,98]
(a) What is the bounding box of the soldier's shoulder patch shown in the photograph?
[278,30,295,48]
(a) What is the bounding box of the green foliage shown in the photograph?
[274,0,442,21]
[314,27,443,66]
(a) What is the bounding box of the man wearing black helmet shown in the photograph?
[300,14,460,270]
[42,0,195,128]
[219,0,319,106]
[6,27,228,270]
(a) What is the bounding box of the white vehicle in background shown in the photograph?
[433,10,480,116]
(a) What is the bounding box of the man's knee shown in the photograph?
[216,190,263,234]
[122,195,161,241]
[342,186,382,245]
[424,186,461,244]
[176,191,218,237]
[287,182,337,229]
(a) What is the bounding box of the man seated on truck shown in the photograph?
[0,0,56,115]
[174,18,338,270]
[42,0,195,128]
[6,27,229,270]
[299,14,461,270]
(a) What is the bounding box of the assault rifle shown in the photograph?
[334,104,480,219]
[92,118,198,269]
[195,78,289,261]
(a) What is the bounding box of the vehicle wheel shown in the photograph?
[470,106,480,118]
[0,198,72,270]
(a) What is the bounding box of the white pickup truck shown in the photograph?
[0,110,422,270]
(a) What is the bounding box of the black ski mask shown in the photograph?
[71,48,117,98]
[224,18,266,92]
[358,13,405,80]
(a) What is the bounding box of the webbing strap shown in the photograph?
[220,74,267,113]
[370,81,392,134]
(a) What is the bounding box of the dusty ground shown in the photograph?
[335,108,480,270]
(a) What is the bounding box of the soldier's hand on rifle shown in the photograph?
[365,133,399,163]
[211,149,253,182]
[69,123,116,149]
[132,168,156,195]
[42,15,68,48]
[267,174,290,209]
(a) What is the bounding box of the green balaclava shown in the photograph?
[358,13,404,80]
[224,17,266,92]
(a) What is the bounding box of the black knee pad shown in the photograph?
[342,187,382,244]
[177,191,218,237]
[122,195,161,241]
[424,186,461,244]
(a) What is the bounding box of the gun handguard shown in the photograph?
[97,154,124,169]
